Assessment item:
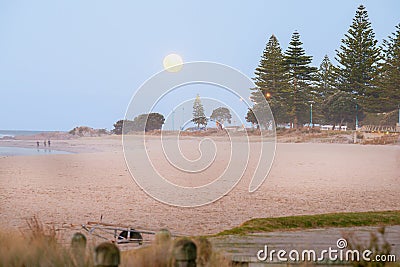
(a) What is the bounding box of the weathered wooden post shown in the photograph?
[193,237,212,267]
[172,238,197,267]
[155,228,172,244]
[71,232,87,265]
[71,232,87,249]
[94,242,120,267]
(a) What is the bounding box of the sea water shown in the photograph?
[0,146,72,156]
[0,130,54,139]
[0,130,71,156]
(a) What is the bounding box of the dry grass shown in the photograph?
[121,236,230,267]
[0,216,93,267]
[344,227,399,267]
[0,216,229,267]
[362,133,399,145]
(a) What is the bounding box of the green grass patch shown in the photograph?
[217,211,400,236]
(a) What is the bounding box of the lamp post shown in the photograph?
[181,107,185,130]
[353,97,358,130]
[355,103,359,130]
[310,103,313,127]
[397,104,400,127]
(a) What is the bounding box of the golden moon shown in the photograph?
[163,53,183,72]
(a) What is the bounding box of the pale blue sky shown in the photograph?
[1,0,399,131]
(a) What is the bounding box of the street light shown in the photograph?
[308,100,314,128]
[398,104,400,126]
[355,103,359,130]
[353,97,358,130]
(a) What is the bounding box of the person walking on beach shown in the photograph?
[36,141,40,147]
[48,140,51,147]
[44,140,47,147]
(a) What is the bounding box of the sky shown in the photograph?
[1,0,399,131]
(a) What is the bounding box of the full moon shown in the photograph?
[163,53,183,72]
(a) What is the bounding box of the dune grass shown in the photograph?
[217,210,400,236]
[121,236,229,267]
[2,212,400,266]
[0,217,229,267]
[0,217,93,267]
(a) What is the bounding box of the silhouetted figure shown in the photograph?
[44,140,46,147]
[48,140,51,147]
[36,141,40,147]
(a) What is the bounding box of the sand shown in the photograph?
[0,136,399,236]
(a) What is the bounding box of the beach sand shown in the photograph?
[0,136,399,236]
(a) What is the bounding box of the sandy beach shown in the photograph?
[0,136,399,237]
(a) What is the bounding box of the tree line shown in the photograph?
[112,96,232,134]
[247,5,400,129]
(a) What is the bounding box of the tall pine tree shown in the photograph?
[317,55,338,97]
[284,31,317,127]
[380,23,400,113]
[335,5,381,111]
[317,55,339,123]
[192,94,207,128]
[251,35,290,125]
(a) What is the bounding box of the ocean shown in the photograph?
[0,130,55,139]
[0,130,71,156]
[0,146,72,156]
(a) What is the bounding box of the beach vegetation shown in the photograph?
[210,107,232,125]
[216,211,400,236]
[192,94,208,129]
[250,5,400,129]
[113,113,165,134]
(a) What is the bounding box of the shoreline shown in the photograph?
[1,132,399,154]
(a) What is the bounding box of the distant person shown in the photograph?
[44,140,47,147]
[36,141,40,147]
[48,140,51,147]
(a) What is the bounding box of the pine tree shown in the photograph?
[317,55,338,97]
[284,31,317,127]
[380,23,400,112]
[251,34,290,125]
[322,91,360,128]
[192,94,207,128]
[245,108,258,128]
[317,55,339,124]
[335,5,381,111]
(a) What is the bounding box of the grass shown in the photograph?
[0,217,229,267]
[0,217,93,267]
[2,212,400,266]
[216,210,400,236]
[121,236,229,267]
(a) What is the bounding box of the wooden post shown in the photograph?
[172,238,197,267]
[71,232,87,266]
[155,228,171,244]
[193,237,212,267]
[94,242,120,267]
